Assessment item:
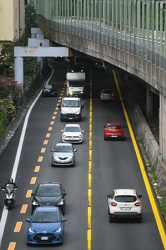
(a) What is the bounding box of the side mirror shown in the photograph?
[74,149,77,152]
[31,192,34,196]
[62,217,67,222]
[51,149,53,152]
[107,195,111,198]
[138,195,142,199]
[1,187,5,190]
[82,130,84,133]
[81,104,84,109]
[26,218,30,223]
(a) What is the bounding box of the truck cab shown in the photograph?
[60,97,84,122]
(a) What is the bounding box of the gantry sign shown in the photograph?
[14,46,69,86]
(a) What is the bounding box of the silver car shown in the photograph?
[61,124,84,143]
[100,89,115,101]
[51,143,77,167]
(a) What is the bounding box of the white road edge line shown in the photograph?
[0,66,54,247]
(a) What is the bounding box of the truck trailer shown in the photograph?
[66,72,86,97]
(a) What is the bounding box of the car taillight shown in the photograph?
[112,93,115,96]
[101,94,104,97]
[135,202,141,206]
[110,201,117,206]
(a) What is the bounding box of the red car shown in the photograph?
[104,122,124,140]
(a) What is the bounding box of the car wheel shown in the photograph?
[109,215,114,223]
[137,216,142,223]
[104,137,107,141]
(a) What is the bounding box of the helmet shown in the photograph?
[9,178,13,183]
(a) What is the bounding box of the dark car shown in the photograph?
[42,84,58,97]
[100,89,115,101]
[31,182,67,215]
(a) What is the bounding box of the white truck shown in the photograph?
[66,72,86,97]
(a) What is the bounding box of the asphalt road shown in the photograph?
[0,61,164,250]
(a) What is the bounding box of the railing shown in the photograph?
[32,0,166,70]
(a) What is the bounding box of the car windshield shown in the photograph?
[54,145,73,152]
[107,125,121,129]
[115,195,137,202]
[102,90,113,94]
[36,186,61,197]
[32,212,60,223]
[44,85,52,90]
[65,127,80,132]
[62,100,80,107]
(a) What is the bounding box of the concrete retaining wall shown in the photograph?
[128,103,166,194]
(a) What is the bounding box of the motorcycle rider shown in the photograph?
[2,178,18,209]
[5,178,17,189]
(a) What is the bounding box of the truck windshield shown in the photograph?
[62,100,80,107]
[69,83,83,87]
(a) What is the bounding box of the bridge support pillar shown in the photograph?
[159,93,166,162]
[14,56,23,86]
[146,85,153,118]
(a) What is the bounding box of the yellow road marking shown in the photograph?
[55,107,59,110]
[41,148,46,153]
[34,165,40,172]
[50,121,54,125]
[53,111,57,115]
[38,156,43,162]
[87,83,93,250]
[46,133,50,137]
[26,190,32,198]
[48,127,52,131]
[8,242,16,250]
[52,116,56,119]
[43,140,48,145]
[113,70,166,249]
[20,204,28,213]
[30,177,36,184]
[14,222,22,232]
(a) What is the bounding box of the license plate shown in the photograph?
[41,236,48,241]
[121,207,131,211]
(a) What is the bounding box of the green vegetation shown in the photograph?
[0,2,40,139]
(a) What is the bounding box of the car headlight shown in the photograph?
[68,155,73,160]
[54,226,62,233]
[63,135,67,138]
[78,135,82,138]
[53,155,59,160]
[75,111,80,114]
[57,199,64,205]
[32,200,39,205]
[29,227,36,233]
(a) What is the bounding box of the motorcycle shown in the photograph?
[2,183,18,210]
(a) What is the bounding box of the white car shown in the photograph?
[61,124,84,143]
[107,189,142,222]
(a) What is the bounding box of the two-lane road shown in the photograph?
[0,61,165,250]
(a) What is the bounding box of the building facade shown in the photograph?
[0,0,25,49]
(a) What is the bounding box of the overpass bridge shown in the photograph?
[31,0,166,163]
